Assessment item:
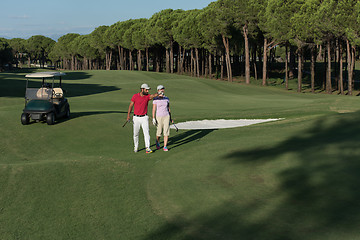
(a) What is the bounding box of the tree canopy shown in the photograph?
[3,0,360,95]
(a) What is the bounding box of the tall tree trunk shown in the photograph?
[252,44,257,79]
[129,50,133,70]
[146,48,149,71]
[243,24,250,84]
[262,38,268,86]
[191,49,194,77]
[166,48,170,73]
[109,51,113,70]
[124,49,127,70]
[254,62,257,80]
[71,55,75,71]
[118,46,124,70]
[346,39,353,95]
[215,52,219,79]
[170,41,174,73]
[204,50,208,78]
[222,35,232,82]
[84,57,88,70]
[326,41,332,94]
[195,48,200,78]
[289,47,296,79]
[334,39,339,90]
[137,49,142,71]
[311,47,316,93]
[323,49,326,90]
[317,45,323,62]
[117,46,121,70]
[109,51,112,70]
[75,56,79,70]
[105,53,108,70]
[155,49,161,72]
[202,49,205,77]
[178,46,184,74]
[339,43,344,95]
[285,45,289,90]
[185,50,189,73]
[181,47,186,74]
[351,46,356,94]
[178,45,182,74]
[209,53,212,79]
[221,54,224,80]
[297,47,303,93]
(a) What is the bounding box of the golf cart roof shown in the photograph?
[25,72,66,78]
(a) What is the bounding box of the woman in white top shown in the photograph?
[152,85,172,151]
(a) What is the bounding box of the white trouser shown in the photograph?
[133,115,150,150]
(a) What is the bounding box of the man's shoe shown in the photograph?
[163,146,169,152]
[146,148,153,154]
[156,141,161,150]
[134,148,138,153]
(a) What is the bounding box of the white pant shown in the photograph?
[133,115,150,150]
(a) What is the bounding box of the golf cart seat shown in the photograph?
[51,88,64,105]
[52,88,63,99]
[36,88,52,100]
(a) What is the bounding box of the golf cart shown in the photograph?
[21,72,70,125]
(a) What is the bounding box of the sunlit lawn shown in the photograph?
[1,69,360,239]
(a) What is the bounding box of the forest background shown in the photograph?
[1,0,360,95]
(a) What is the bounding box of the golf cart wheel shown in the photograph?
[21,113,30,125]
[65,106,70,118]
[46,112,55,125]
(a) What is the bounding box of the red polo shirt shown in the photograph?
[131,93,150,115]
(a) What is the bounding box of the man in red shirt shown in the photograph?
[127,83,158,153]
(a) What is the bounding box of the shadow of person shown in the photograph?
[137,129,216,152]
[167,129,215,150]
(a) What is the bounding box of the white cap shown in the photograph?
[157,85,165,90]
[140,83,150,90]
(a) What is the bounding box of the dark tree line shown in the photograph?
[2,0,360,95]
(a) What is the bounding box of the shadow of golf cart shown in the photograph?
[21,72,70,125]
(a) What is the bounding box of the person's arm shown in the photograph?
[152,103,156,119]
[127,101,134,121]
[168,102,173,123]
[149,92,159,100]
[152,103,158,126]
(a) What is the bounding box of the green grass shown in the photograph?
[1,70,360,239]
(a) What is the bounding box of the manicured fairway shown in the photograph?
[1,70,360,239]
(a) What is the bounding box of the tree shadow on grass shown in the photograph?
[0,72,121,98]
[62,71,92,81]
[222,111,360,236]
[59,111,127,121]
[71,111,127,119]
[143,112,360,240]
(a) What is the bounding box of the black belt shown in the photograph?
[134,114,147,117]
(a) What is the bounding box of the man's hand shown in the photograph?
[152,118,157,126]
[127,101,134,121]
[149,92,159,100]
